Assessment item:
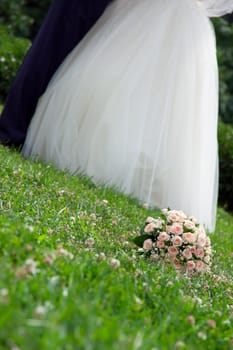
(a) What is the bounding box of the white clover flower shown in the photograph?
[85,238,95,247]
[109,258,120,269]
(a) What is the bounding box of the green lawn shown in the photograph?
[0,146,232,350]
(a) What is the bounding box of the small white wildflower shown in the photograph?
[166,281,174,287]
[134,296,143,305]
[109,258,120,269]
[49,276,60,287]
[97,252,106,261]
[175,341,185,349]
[34,305,47,317]
[25,258,39,275]
[85,238,95,248]
[198,332,207,340]
[10,345,21,350]
[90,213,97,220]
[222,319,231,326]
[62,288,69,297]
[194,297,203,305]
[57,248,74,260]
[0,288,9,297]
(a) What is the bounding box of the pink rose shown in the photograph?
[186,260,196,270]
[172,235,183,246]
[168,246,178,256]
[190,246,197,255]
[183,232,196,244]
[195,247,204,258]
[195,260,205,272]
[183,248,192,260]
[184,220,196,230]
[157,240,165,249]
[170,223,183,235]
[205,247,212,255]
[158,232,169,241]
[144,223,156,233]
[197,234,206,247]
[143,239,153,251]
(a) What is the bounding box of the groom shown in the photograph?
[0,0,113,147]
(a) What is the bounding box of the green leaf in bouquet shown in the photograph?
[133,234,152,247]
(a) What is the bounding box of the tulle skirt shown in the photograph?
[22,0,219,231]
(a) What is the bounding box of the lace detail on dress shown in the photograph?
[197,0,233,17]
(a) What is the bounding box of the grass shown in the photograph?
[0,145,232,350]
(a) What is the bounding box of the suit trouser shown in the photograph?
[0,0,112,147]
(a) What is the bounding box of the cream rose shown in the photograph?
[154,219,164,229]
[158,232,169,241]
[146,217,155,224]
[199,225,206,234]
[203,255,211,264]
[205,237,211,247]
[183,232,196,244]
[195,247,205,258]
[189,216,197,223]
[168,246,178,256]
[170,223,183,235]
[184,220,196,230]
[157,240,165,249]
[183,248,192,260]
[144,222,156,233]
[197,234,207,247]
[162,208,169,215]
[168,211,180,222]
[166,225,173,233]
[186,260,196,270]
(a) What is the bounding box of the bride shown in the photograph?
[22,0,233,232]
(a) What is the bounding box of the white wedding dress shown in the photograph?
[22,0,233,231]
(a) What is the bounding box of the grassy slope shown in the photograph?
[0,146,232,350]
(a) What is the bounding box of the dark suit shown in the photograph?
[0,0,113,147]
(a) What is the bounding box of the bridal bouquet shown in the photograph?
[134,209,212,274]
